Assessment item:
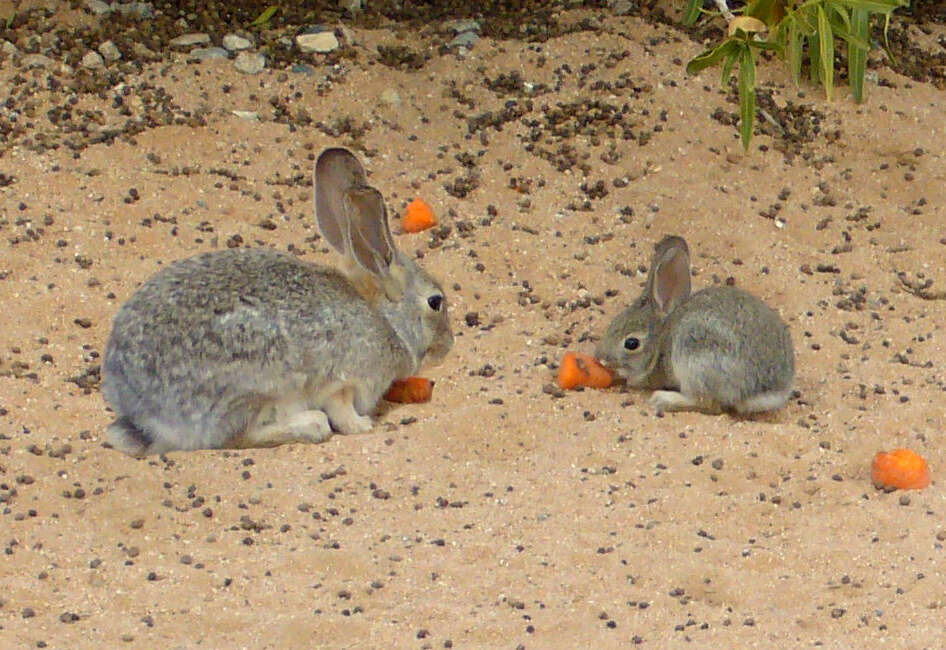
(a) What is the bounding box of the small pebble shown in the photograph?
[379,88,401,106]
[113,2,153,19]
[85,0,111,15]
[449,32,479,49]
[22,53,54,69]
[222,34,253,51]
[169,33,211,48]
[296,32,339,54]
[234,52,266,74]
[291,63,316,76]
[190,47,229,61]
[611,0,635,15]
[98,40,121,62]
[444,19,481,34]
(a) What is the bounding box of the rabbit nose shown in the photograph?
[594,344,611,366]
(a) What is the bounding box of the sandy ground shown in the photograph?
[1,3,945,648]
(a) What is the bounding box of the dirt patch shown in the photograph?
[1,1,944,648]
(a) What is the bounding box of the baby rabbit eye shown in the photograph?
[427,294,444,311]
[624,336,641,351]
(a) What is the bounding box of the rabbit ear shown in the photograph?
[649,236,691,315]
[314,148,368,255]
[343,185,396,276]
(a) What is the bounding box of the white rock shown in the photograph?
[98,40,121,62]
[1,40,18,58]
[85,0,111,15]
[449,32,478,49]
[169,33,210,48]
[114,2,153,18]
[222,34,253,51]
[339,0,363,13]
[378,88,401,106]
[296,32,339,54]
[191,47,229,61]
[21,53,54,69]
[234,51,266,74]
[610,0,634,15]
[82,51,105,69]
[132,42,159,60]
[232,110,260,121]
[444,19,480,34]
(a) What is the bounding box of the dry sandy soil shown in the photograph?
[1,1,945,648]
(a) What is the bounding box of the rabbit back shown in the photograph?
[663,286,794,412]
[596,235,794,414]
[103,248,413,454]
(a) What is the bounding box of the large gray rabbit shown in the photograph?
[103,147,453,455]
[596,235,794,414]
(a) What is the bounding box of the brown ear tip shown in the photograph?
[655,235,689,256]
[657,234,687,247]
[315,147,365,180]
[317,146,353,161]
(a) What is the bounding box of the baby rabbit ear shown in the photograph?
[650,236,691,316]
[314,148,368,255]
[343,185,396,276]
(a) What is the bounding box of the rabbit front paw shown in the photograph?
[649,390,721,414]
[324,386,374,435]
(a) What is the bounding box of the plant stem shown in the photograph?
[714,0,736,22]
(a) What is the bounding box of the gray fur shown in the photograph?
[103,148,453,455]
[596,235,794,414]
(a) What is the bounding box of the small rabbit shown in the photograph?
[596,235,794,414]
[102,147,453,455]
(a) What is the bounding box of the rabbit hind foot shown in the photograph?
[240,409,333,447]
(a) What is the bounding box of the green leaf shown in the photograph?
[747,39,781,52]
[848,6,869,102]
[832,28,871,52]
[831,0,902,13]
[817,5,835,101]
[250,5,280,27]
[828,2,852,33]
[738,46,757,150]
[683,0,703,26]
[787,18,803,82]
[746,0,784,26]
[686,39,740,76]
[808,32,820,84]
[880,9,899,64]
[721,52,737,86]
[791,3,818,34]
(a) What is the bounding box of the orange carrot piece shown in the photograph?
[402,197,436,233]
[384,377,434,403]
[557,352,614,390]
[871,449,931,491]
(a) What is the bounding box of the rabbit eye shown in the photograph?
[623,337,641,351]
[427,294,444,311]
